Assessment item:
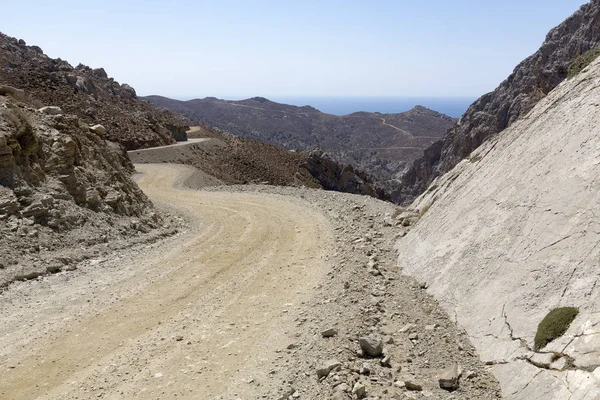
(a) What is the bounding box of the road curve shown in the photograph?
[0,163,333,399]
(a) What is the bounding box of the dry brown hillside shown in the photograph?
[129,126,390,201]
[144,95,455,199]
[0,33,188,150]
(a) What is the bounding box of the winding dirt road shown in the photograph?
[0,164,333,399]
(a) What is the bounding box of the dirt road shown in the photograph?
[127,138,209,153]
[0,164,333,399]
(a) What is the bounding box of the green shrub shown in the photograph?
[534,307,579,351]
[568,49,600,79]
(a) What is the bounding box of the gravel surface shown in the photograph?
[0,164,501,399]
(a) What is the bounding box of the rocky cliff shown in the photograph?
[143,95,454,199]
[398,0,600,203]
[396,54,600,399]
[0,33,187,150]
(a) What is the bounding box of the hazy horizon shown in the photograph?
[2,0,587,100]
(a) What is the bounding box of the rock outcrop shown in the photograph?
[396,55,600,399]
[0,32,187,150]
[301,150,390,201]
[398,0,600,203]
[0,93,174,287]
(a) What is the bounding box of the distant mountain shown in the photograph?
[142,95,455,199]
[398,0,600,203]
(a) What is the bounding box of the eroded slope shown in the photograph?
[396,55,600,399]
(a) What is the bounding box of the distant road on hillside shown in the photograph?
[142,95,455,198]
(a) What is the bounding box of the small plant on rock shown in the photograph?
[534,307,579,351]
[568,49,600,79]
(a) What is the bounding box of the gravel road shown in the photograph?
[0,163,500,399]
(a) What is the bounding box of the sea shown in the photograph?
[269,96,476,118]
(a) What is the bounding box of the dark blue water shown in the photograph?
[269,96,476,118]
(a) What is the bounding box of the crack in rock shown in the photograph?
[509,370,542,397]
[502,303,532,351]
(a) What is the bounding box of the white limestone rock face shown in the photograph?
[396,57,600,398]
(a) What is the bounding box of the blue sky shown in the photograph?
[2,0,588,98]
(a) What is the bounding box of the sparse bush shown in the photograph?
[534,307,579,351]
[568,49,600,79]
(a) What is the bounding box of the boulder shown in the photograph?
[321,328,338,338]
[549,356,568,371]
[165,123,188,142]
[89,124,106,137]
[65,75,78,85]
[92,67,108,78]
[85,189,101,208]
[0,188,18,215]
[399,323,417,333]
[38,106,63,115]
[0,85,24,98]
[0,135,13,156]
[120,83,137,99]
[75,76,93,94]
[529,353,554,369]
[359,335,383,357]
[380,355,392,368]
[21,199,49,218]
[438,364,460,391]
[316,359,341,378]
[405,380,423,391]
[352,382,366,398]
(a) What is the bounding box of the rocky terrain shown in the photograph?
[3,1,600,398]
[0,88,179,289]
[0,162,501,399]
[395,46,600,399]
[398,0,600,203]
[129,125,390,201]
[206,183,502,400]
[144,95,454,198]
[0,32,188,150]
